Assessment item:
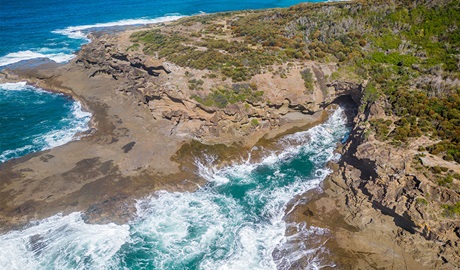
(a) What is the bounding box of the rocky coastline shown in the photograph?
[1,1,459,269]
[0,21,353,231]
[286,104,460,269]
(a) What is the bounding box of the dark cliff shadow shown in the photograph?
[331,95,358,127]
[129,56,171,76]
[130,61,160,76]
[372,201,417,234]
[334,98,418,234]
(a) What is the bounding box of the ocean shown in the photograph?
[0,108,349,269]
[0,0,348,269]
[0,0,323,163]
[0,82,91,162]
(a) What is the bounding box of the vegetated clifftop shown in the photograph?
[72,0,460,267]
[75,28,357,147]
[106,0,458,268]
[263,0,459,267]
[0,4,360,232]
[288,100,460,269]
[0,0,459,267]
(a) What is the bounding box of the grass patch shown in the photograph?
[441,202,460,218]
[300,68,314,93]
[192,83,263,108]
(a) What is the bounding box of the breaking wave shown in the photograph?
[0,108,349,269]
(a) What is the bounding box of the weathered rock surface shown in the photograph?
[287,101,460,269]
[0,26,354,232]
[74,31,359,146]
[3,14,456,269]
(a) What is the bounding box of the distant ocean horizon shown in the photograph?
[0,0,325,162]
[0,0,326,68]
[0,1,352,269]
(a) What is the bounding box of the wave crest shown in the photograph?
[52,15,186,40]
[0,15,185,68]
[0,50,75,67]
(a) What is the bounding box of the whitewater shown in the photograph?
[0,1,346,268]
[0,15,185,68]
[0,82,91,163]
[0,0,323,162]
[0,108,349,269]
[0,0,320,68]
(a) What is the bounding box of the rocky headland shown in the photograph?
[1,0,459,269]
[0,14,355,230]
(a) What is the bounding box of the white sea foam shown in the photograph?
[0,212,130,270]
[275,223,335,270]
[0,15,185,68]
[0,107,349,269]
[0,82,49,94]
[0,50,75,67]
[0,145,34,163]
[52,15,186,41]
[192,108,348,269]
[0,81,28,90]
[119,109,348,268]
[0,83,92,163]
[196,154,258,186]
[38,101,91,149]
[126,190,244,269]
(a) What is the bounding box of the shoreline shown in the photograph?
[0,4,400,269]
[0,7,363,269]
[4,2,455,268]
[0,30,337,233]
[0,70,97,144]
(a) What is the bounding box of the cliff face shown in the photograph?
[287,100,460,269]
[0,24,357,231]
[74,31,357,146]
[1,1,459,267]
[76,31,458,268]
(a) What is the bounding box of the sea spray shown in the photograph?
[1,0,324,68]
[52,15,186,42]
[0,51,76,67]
[0,108,349,269]
[0,15,185,68]
[0,213,130,270]
[0,83,91,163]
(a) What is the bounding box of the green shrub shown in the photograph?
[437,175,454,187]
[362,83,379,106]
[300,68,314,93]
[192,84,264,108]
[441,202,460,218]
[128,1,460,162]
[416,198,428,205]
[432,166,442,174]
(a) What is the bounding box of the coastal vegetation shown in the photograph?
[300,68,314,93]
[131,0,459,187]
[442,202,460,218]
[191,83,263,108]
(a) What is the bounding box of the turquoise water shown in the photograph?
[0,0,325,163]
[0,82,91,163]
[0,0,349,268]
[0,108,349,269]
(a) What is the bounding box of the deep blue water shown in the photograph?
[0,1,352,269]
[0,0,323,66]
[0,0,324,163]
[0,82,91,162]
[0,108,349,270]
